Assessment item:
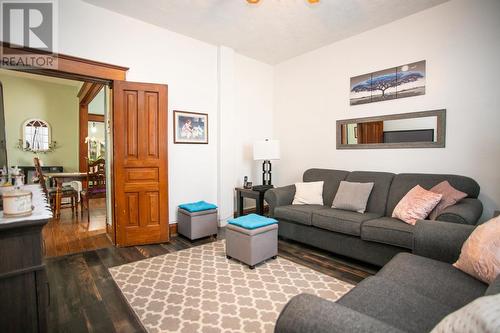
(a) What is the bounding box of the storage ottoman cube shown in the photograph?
[178,208,218,240]
[225,214,278,269]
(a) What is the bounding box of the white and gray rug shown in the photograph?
[109,241,353,333]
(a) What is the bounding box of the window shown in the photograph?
[23,119,51,152]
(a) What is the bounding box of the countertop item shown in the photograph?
[0,185,52,223]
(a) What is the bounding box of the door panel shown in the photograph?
[358,121,384,144]
[113,81,168,246]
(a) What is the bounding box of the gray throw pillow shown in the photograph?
[332,181,374,213]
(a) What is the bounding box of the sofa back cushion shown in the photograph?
[303,169,349,206]
[345,171,395,215]
[485,275,500,296]
[387,173,480,217]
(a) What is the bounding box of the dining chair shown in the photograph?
[80,158,106,223]
[33,157,78,215]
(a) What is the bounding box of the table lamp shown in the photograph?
[253,139,280,189]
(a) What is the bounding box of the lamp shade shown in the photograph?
[253,139,280,161]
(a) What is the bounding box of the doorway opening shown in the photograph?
[0,68,113,256]
[1,43,170,250]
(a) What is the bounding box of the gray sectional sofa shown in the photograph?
[265,168,483,266]
[275,220,499,333]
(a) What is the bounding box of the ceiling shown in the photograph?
[83,0,448,64]
[0,69,83,88]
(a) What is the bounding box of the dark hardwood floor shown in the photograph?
[43,198,112,257]
[45,229,377,332]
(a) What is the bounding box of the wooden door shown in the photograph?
[113,81,168,246]
[358,121,384,144]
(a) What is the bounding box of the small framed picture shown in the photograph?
[173,111,208,144]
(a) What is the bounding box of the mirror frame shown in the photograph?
[22,118,52,152]
[336,109,446,149]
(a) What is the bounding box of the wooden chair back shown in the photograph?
[86,158,106,197]
[33,157,49,198]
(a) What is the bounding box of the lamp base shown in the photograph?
[262,160,272,186]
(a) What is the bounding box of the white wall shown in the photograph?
[88,88,105,115]
[274,0,500,219]
[217,46,237,224]
[233,54,274,210]
[217,50,275,224]
[58,0,274,224]
[59,0,218,223]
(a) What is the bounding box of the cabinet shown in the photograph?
[0,218,49,332]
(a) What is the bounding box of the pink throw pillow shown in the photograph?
[392,185,443,225]
[428,181,467,220]
[454,216,500,284]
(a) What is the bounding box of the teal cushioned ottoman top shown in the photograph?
[179,201,218,213]
[228,214,278,230]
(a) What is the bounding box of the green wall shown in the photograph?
[0,74,79,172]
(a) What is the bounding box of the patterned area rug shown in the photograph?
[109,241,353,333]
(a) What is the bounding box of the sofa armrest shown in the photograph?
[436,198,483,225]
[275,294,403,333]
[413,220,475,264]
[264,185,295,216]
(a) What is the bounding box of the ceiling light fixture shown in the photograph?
[247,0,319,4]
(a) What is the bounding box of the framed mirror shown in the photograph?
[22,118,51,152]
[337,109,446,149]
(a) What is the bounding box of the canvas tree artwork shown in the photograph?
[350,60,426,105]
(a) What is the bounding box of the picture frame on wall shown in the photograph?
[173,110,208,144]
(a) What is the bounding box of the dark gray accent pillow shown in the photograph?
[332,181,374,213]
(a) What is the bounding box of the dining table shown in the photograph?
[45,172,87,218]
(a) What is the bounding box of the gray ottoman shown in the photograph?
[178,208,218,240]
[225,223,278,269]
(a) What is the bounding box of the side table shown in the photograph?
[235,187,269,216]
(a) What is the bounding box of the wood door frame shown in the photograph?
[78,82,105,172]
[2,43,129,245]
[1,42,128,81]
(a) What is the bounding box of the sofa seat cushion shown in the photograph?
[378,253,487,310]
[311,208,381,236]
[274,205,327,226]
[338,276,454,333]
[361,217,414,249]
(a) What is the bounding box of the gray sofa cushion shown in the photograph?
[386,173,480,216]
[436,198,483,225]
[274,204,327,226]
[312,208,381,236]
[378,253,487,310]
[275,294,404,333]
[361,217,414,249]
[338,276,454,333]
[346,171,395,215]
[485,275,500,296]
[303,169,349,207]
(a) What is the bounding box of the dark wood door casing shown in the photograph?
[113,81,169,246]
[358,121,384,144]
